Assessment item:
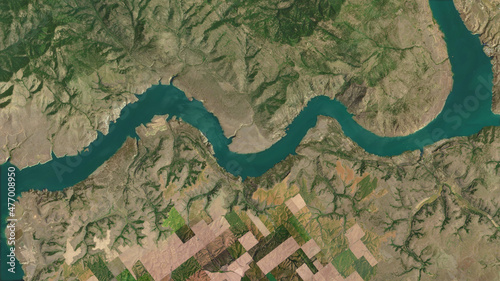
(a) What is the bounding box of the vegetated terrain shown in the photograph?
[15,115,500,280]
[0,0,456,167]
[4,0,500,280]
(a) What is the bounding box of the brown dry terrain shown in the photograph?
[4,0,500,280]
[0,0,459,168]
[12,112,500,280]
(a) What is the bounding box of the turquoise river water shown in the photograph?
[1,0,499,279]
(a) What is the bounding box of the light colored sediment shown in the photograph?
[228,123,275,154]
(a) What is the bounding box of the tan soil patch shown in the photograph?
[350,240,378,266]
[301,239,321,259]
[139,217,230,280]
[63,239,82,266]
[78,270,94,281]
[257,237,300,274]
[345,224,365,245]
[336,161,346,181]
[246,211,271,237]
[85,276,98,281]
[206,252,253,281]
[345,272,364,281]
[317,263,343,281]
[297,264,314,280]
[238,232,259,251]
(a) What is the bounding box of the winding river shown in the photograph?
[1,0,499,279]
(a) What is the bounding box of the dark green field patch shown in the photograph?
[354,256,376,280]
[225,210,248,238]
[0,85,14,100]
[162,207,185,232]
[227,240,246,259]
[86,256,114,281]
[285,216,311,245]
[0,99,11,109]
[266,272,277,281]
[116,269,136,281]
[295,249,318,274]
[247,225,290,262]
[131,261,151,281]
[332,249,357,277]
[354,176,378,201]
[137,273,154,281]
[175,224,195,243]
[171,257,201,281]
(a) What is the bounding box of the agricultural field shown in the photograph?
[2,0,500,280]
[13,115,500,280]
